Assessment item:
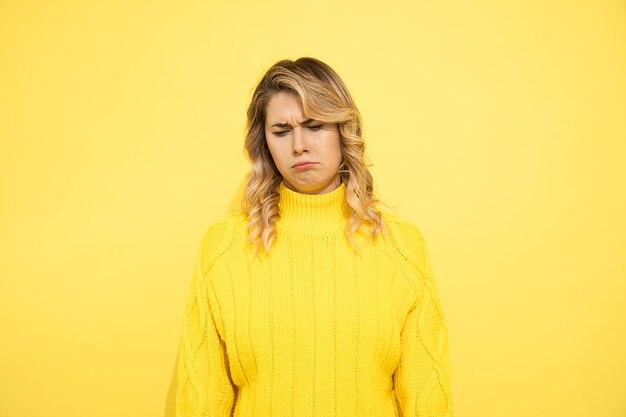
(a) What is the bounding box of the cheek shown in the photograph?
[265,136,279,155]
[267,141,288,167]
[326,133,342,159]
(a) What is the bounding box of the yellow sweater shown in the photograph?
[175,181,454,417]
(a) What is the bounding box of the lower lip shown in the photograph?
[293,163,318,170]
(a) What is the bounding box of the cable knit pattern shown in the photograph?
[175,181,454,417]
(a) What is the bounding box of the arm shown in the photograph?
[175,240,236,417]
[392,226,454,417]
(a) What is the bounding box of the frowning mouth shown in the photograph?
[292,161,318,168]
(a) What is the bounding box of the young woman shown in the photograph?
[175,57,454,417]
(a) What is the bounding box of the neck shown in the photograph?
[277,180,348,235]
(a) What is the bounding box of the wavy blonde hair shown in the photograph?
[241,57,391,257]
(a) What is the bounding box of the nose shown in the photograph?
[292,126,307,154]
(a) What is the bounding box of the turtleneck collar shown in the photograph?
[277,180,348,235]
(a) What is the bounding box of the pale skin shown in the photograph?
[264,91,343,195]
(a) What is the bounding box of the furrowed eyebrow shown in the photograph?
[271,118,315,128]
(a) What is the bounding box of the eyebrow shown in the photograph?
[270,118,315,128]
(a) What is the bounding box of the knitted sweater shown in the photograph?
[175,181,454,417]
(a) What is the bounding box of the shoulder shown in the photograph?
[381,211,428,254]
[197,211,248,275]
[381,211,426,242]
[380,210,431,281]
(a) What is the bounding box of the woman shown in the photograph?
[175,57,454,417]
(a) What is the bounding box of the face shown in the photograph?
[264,91,343,195]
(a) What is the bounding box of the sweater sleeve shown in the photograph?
[391,222,454,417]
[175,226,236,417]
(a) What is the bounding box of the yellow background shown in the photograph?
[1,1,624,416]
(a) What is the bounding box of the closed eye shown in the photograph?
[273,124,324,137]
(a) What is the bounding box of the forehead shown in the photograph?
[265,91,304,124]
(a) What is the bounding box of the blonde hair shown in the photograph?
[241,57,390,256]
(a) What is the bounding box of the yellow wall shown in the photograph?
[1,1,624,416]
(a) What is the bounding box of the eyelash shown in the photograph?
[274,124,323,137]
